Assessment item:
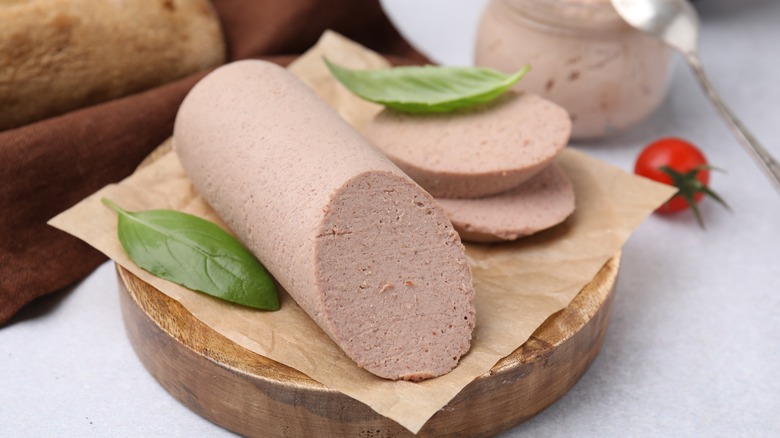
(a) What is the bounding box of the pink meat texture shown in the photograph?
[173,60,476,381]
[363,92,571,199]
[437,163,575,243]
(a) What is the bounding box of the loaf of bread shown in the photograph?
[0,0,226,131]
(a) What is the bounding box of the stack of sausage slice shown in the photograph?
[364,92,575,243]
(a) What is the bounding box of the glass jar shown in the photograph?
[475,0,674,139]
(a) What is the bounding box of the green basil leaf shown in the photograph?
[324,58,530,113]
[102,198,279,310]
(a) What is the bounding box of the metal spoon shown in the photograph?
[610,0,780,194]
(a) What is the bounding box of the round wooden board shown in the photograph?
[117,254,619,437]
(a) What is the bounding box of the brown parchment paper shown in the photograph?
[49,31,676,434]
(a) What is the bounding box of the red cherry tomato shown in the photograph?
[634,138,711,213]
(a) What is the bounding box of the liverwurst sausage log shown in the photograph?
[173,60,476,381]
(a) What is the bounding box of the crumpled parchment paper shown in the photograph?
[49,31,675,434]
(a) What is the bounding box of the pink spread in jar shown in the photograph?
[475,0,674,139]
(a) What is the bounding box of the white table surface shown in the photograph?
[2,1,779,436]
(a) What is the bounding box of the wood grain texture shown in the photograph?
[117,253,619,437]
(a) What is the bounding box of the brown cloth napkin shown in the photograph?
[0,0,427,325]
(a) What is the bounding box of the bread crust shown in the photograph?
[0,0,225,130]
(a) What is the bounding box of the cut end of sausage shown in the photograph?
[437,164,575,243]
[364,92,572,198]
[315,170,476,380]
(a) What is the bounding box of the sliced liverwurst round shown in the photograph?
[363,92,572,199]
[437,163,575,243]
[173,60,475,381]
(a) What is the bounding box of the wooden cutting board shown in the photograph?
[117,253,619,437]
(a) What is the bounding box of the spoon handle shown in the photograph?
[685,53,780,194]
